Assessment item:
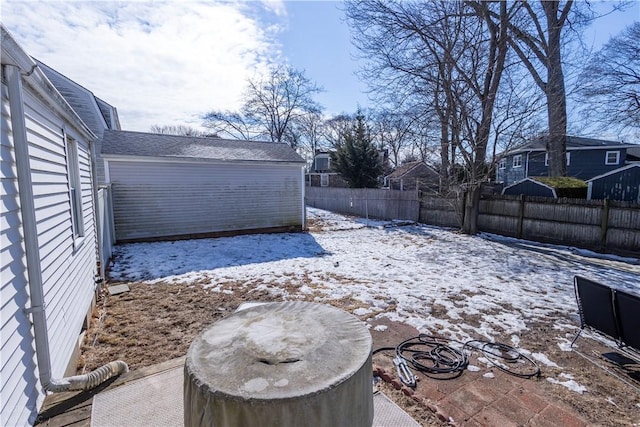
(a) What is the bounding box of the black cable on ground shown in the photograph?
[463,340,541,379]
[373,333,540,385]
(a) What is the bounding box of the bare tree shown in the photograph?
[149,124,208,137]
[578,22,640,134]
[489,65,547,170]
[346,0,511,233]
[286,111,327,169]
[491,1,598,177]
[323,113,355,148]
[200,111,257,141]
[203,65,323,146]
[371,109,416,168]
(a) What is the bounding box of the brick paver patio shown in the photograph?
[371,318,588,426]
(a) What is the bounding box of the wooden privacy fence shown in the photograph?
[305,187,640,256]
[305,187,420,221]
[478,195,640,256]
[419,195,463,228]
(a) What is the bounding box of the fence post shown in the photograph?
[518,194,525,238]
[601,198,609,248]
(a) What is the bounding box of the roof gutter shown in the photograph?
[5,62,127,394]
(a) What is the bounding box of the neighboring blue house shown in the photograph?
[587,164,640,203]
[496,136,640,186]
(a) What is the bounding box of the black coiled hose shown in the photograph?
[373,334,540,382]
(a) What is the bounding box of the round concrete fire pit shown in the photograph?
[184,301,373,427]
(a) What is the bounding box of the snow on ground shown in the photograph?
[109,207,640,346]
[547,373,588,394]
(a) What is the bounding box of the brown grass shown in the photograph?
[77,219,639,426]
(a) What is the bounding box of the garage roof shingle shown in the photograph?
[101,130,305,163]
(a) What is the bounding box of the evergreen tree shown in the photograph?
[331,113,383,188]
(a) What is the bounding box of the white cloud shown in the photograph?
[2,1,286,132]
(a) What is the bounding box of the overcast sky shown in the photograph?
[2,1,638,134]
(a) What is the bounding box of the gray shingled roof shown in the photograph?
[95,96,121,130]
[35,59,115,138]
[386,161,437,179]
[505,135,636,155]
[101,130,306,163]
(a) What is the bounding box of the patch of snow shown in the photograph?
[373,325,388,332]
[242,377,269,393]
[552,322,575,331]
[353,307,373,316]
[510,335,520,347]
[606,397,617,407]
[547,374,587,394]
[531,352,559,368]
[556,338,574,352]
[483,372,495,378]
[467,365,481,372]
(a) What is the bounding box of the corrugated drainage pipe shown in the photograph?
[45,361,130,392]
[5,62,128,393]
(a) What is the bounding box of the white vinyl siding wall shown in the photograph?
[0,79,40,427]
[108,160,303,241]
[1,78,96,426]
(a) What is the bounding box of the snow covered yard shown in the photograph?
[110,207,639,345]
[93,207,640,425]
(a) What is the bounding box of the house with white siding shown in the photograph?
[34,59,121,278]
[1,26,104,426]
[34,59,121,185]
[101,129,307,242]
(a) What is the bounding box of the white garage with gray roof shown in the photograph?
[102,130,306,241]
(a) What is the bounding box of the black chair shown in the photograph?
[572,276,619,346]
[615,290,640,351]
[572,276,640,392]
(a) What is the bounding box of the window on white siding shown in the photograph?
[545,152,570,166]
[605,151,620,165]
[66,137,84,239]
[513,155,522,168]
[498,159,506,169]
[320,173,329,187]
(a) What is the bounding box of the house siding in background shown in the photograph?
[102,130,306,242]
[496,136,637,186]
[385,161,439,192]
[588,164,640,203]
[108,160,304,241]
[1,28,98,426]
[502,179,557,198]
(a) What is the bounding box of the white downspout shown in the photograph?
[5,64,127,393]
[301,165,306,228]
[89,138,103,281]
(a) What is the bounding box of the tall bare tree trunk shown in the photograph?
[462,184,482,234]
[543,1,568,177]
